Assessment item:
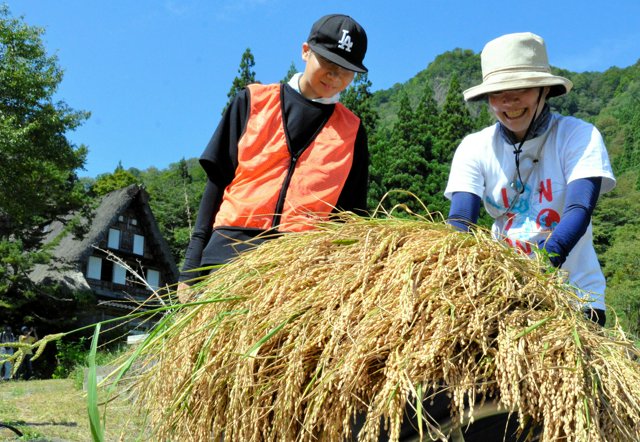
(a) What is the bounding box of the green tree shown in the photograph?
[223,48,257,114]
[369,91,431,215]
[0,6,89,323]
[390,90,414,146]
[144,158,205,265]
[614,100,640,174]
[340,73,379,135]
[91,162,141,196]
[602,223,640,335]
[412,84,451,217]
[436,74,474,163]
[367,127,391,211]
[0,7,88,237]
[474,103,494,130]
[411,83,439,157]
[281,61,297,84]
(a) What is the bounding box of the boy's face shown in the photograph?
[299,43,355,100]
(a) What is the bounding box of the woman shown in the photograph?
[445,32,616,325]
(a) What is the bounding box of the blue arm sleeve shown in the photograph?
[540,177,602,267]
[447,192,482,232]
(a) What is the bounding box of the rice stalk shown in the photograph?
[121,215,640,441]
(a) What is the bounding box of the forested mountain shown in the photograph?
[2,5,639,337]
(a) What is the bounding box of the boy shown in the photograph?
[178,14,369,300]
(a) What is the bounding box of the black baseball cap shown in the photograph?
[307,14,368,73]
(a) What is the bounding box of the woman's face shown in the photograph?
[299,43,355,100]
[488,87,547,141]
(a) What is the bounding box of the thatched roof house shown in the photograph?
[30,184,178,329]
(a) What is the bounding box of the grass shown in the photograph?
[0,378,146,441]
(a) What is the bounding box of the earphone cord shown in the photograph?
[513,87,545,194]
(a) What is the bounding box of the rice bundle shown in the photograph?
[126,216,640,441]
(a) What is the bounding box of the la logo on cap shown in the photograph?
[337,30,353,53]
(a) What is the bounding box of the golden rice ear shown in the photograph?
[123,215,640,442]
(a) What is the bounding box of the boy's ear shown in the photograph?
[301,42,311,62]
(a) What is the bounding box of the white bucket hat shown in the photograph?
[463,32,573,102]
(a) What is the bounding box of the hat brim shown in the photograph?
[463,74,572,102]
[309,43,368,73]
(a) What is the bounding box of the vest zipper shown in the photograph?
[272,155,298,228]
[271,85,332,229]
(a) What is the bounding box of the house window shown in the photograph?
[146,269,160,291]
[108,228,121,249]
[118,215,124,222]
[133,234,145,255]
[131,218,138,226]
[100,259,113,281]
[113,263,127,285]
[87,256,102,280]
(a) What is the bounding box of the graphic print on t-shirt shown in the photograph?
[496,174,561,256]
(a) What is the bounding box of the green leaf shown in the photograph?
[87,323,104,442]
[244,312,303,358]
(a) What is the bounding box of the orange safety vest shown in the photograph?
[213,83,360,232]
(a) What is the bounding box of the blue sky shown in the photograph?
[8,0,640,178]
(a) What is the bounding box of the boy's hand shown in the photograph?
[177,282,192,303]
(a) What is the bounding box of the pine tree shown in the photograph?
[412,83,439,160]
[223,48,257,114]
[144,159,202,265]
[411,83,451,216]
[367,127,391,211]
[367,90,413,211]
[281,61,297,84]
[436,74,474,163]
[474,102,494,130]
[389,90,414,146]
[370,90,431,214]
[340,73,379,135]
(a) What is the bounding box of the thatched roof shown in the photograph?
[30,184,178,291]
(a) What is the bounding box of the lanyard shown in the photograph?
[502,120,555,215]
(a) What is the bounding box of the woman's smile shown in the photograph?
[505,109,527,119]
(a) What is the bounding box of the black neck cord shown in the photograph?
[512,88,544,194]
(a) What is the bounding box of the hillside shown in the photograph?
[372,48,640,129]
[372,48,483,127]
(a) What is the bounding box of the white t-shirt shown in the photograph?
[445,113,616,309]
